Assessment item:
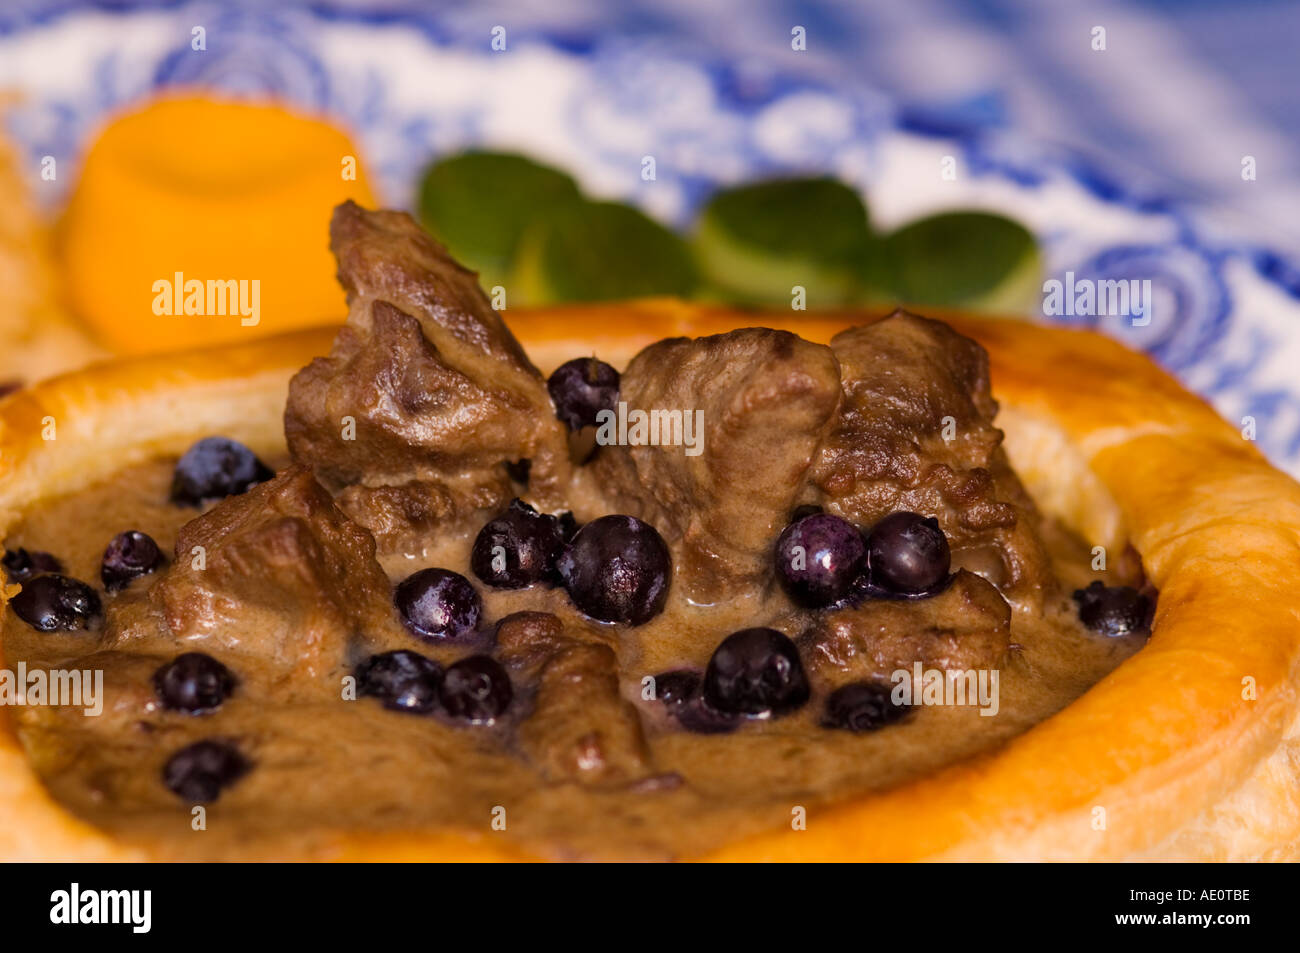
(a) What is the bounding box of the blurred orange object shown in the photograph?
[59,95,376,354]
[0,102,104,388]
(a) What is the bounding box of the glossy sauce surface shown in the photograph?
[2,458,1144,860]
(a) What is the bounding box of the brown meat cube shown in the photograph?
[589,328,841,599]
[496,612,651,786]
[14,652,166,741]
[334,479,458,548]
[519,643,651,786]
[107,467,393,697]
[494,611,571,674]
[285,202,570,544]
[811,311,1052,604]
[334,473,511,555]
[800,570,1011,687]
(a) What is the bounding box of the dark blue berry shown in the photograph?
[774,512,866,607]
[703,627,809,718]
[395,568,482,642]
[833,564,953,608]
[101,530,164,592]
[11,574,101,632]
[356,650,443,714]
[162,740,250,803]
[650,669,741,734]
[557,515,671,626]
[438,655,513,724]
[866,511,950,595]
[170,436,273,507]
[547,357,620,430]
[822,681,911,732]
[1073,581,1153,638]
[675,699,743,734]
[470,499,565,589]
[154,652,235,714]
[2,547,62,583]
[650,670,701,706]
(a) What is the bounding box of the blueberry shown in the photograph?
[101,530,165,592]
[703,627,810,718]
[675,699,743,734]
[11,574,102,632]
[470,499,566,589]
[356,650,443,714]
[650,669,702,706]
[547,357,620,430]
[170,436,273,507]
[822,682,911,732]
[557,515,671,625]
[650,669,741,734]
[832,564,953,608]
[1073,581,1154,638]
[162,740,250,803]
[438,655,513,724]
[2,548,63,583]
[774,513,866,607]
[866,511,951,595]
[395,568,483,642]
[153,652,236,714]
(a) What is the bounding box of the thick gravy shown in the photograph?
[2,457,1143,860]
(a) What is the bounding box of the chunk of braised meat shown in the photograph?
[811,311,1052,605]
[289,299,541,492]
[492,611,572,671]
[799,570,1011,688]
[107,467,393,697]
[495,612,651,785]
[587,328,841,599]
[333,477,512,556]
[521,644,652,785]
[284,202,570,546]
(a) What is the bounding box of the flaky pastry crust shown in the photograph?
[1,302,1297,861]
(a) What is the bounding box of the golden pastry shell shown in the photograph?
[1,301,1297,861]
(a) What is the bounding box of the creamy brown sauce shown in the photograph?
[3,458,1143,860]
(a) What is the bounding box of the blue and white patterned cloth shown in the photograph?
[1,0,1299,470]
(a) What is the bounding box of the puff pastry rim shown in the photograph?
[1,301,1297,862]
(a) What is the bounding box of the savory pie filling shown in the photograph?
[0,203,1154,860]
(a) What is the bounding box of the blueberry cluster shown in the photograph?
[6,437,275,628]
[4,436,273,802]
[638,509,955,735]
[365,501,673,727]
[153,652,242,801]
[466,498,672,627]
[356,649,513,725]
[774,508,952,608]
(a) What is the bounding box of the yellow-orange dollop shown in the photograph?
[59,95,376,354]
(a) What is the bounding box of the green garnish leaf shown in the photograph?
[510,200,697,305]
[417,151,582,291]
[693,178,872,308]
[874,211,1041,313]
